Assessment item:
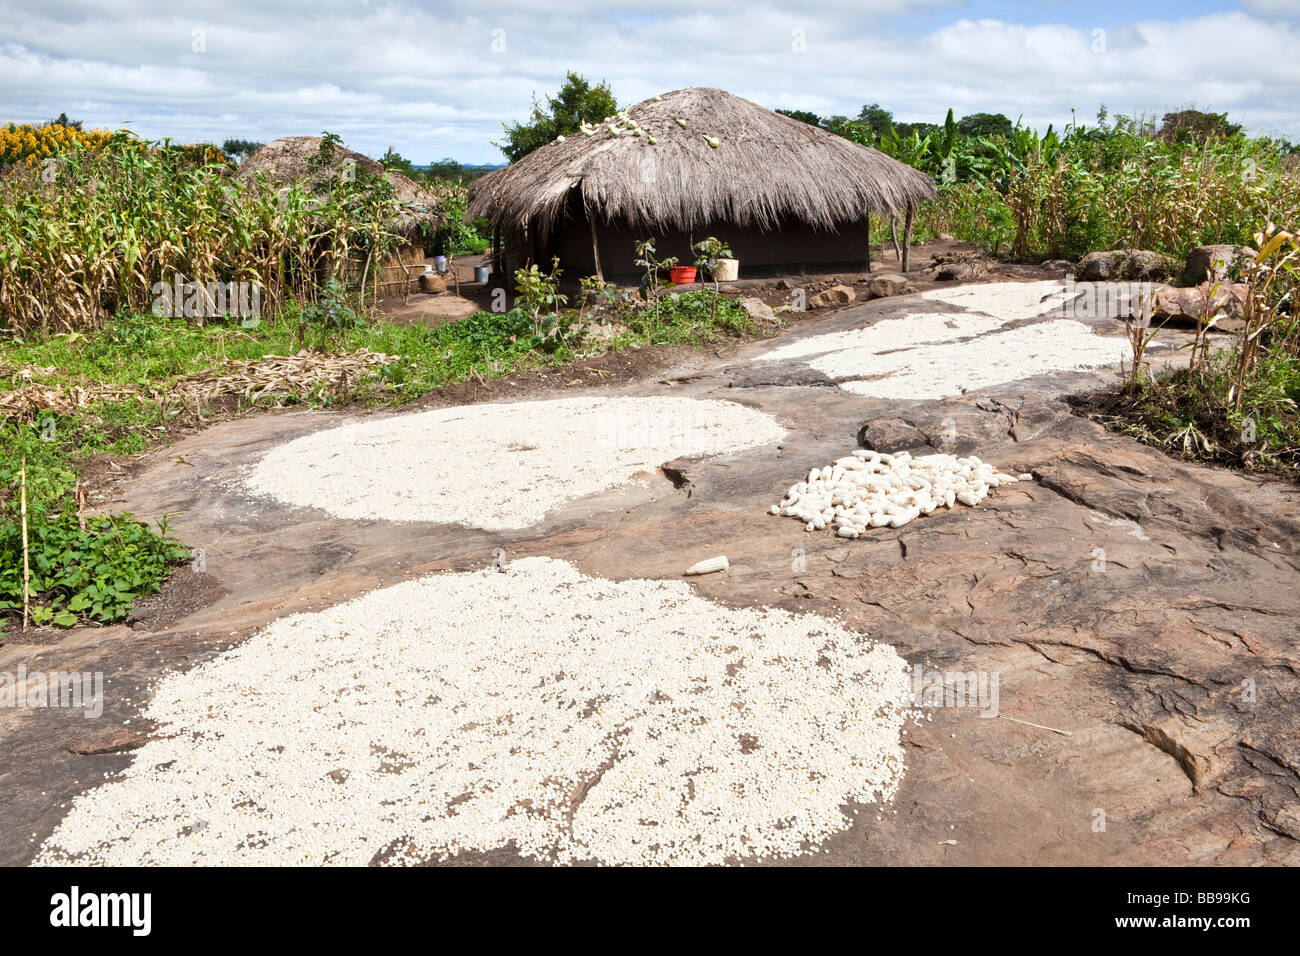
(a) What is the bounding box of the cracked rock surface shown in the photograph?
[2,283,1297,865]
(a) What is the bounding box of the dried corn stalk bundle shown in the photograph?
[0,382,139,423]
[1,350,396,423]
[167,349,396,405]
[2,363,59,381]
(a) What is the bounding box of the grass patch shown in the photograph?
[1079,227,1298,477]
[0,422,188,634]
[616,290,757,347]
[1082,347,1300,477]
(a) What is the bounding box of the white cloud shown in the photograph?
[1241,0,1300,17]
[0,2,1296,163]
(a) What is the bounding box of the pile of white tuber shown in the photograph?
[771,450,1031,537]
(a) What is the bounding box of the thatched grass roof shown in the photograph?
[237,136,443,236]
[468,88,936,238]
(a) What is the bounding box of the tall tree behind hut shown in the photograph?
[496,71,617,162]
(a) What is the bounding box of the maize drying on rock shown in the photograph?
[771,450,1031,537]
[34,558,913,867]
[684,555,729,576]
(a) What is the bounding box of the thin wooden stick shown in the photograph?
[901,205,914,274]
[358,248,373,312]
[20,452,30,630]
[865,215,871,274]
[890,216,901,262]
[590,216,604,284]
[998,714,1073,737]
[371,216,381,309]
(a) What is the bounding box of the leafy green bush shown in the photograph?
[0,421,188,634]
[430,187,491,257]
[0,510,188,628]
[294,278,363,349]
[1100,347,1300,474]
[622,290,756,346]
[921,182,1016,255]
[433,306,583,360]
[1094,227,1300,475]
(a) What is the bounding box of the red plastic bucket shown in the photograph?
[669,266,697,284]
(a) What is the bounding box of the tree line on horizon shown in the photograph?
[22,73,1296,179]
[491,72,1297,164]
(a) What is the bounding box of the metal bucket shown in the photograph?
[474,265,490,283]
[433,255,448,273]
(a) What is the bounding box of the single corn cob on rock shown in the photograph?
[684,555,729,576]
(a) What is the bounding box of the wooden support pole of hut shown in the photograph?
[590,215,604,283]
[865,216,871,273]
[890,216,902,262]
[901,205,914,274]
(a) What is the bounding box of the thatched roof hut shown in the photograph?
[237,136,443,297]
[468,87,936,280]
[237,135,443,238]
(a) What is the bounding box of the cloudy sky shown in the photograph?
[1,0,1298,164]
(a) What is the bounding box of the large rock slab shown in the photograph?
[809,284,856,309]
[935,262,982,282]
[1128,281,1249,328]
[1079,249,1180,282]
[866,274,916,298]
[857,417,932,454]
[4,293,1299,869]
[1181,244,1254,285]
[738,297,777,323]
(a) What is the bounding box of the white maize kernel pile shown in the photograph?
[34,558,912,867]
[244,397,786,531]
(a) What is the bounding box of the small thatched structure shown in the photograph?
[238,136,444,296]
[468,88,937,281]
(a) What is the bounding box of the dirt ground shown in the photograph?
[3,249,1297,867]
[373,239,1054,327]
